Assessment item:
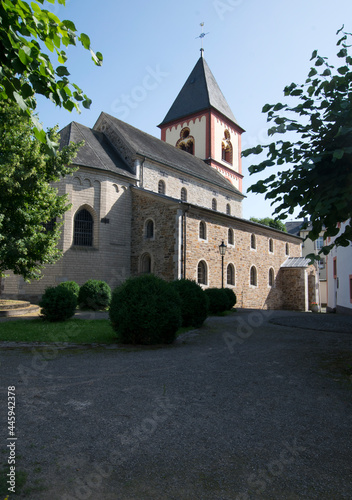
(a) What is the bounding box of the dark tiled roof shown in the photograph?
[59,122,135,179]
[285,220,304,236]
[95,113,244,197]
[158,56,242,128]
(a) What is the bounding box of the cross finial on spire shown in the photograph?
[196,22,209,56]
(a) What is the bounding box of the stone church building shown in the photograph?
[2,54,316,310]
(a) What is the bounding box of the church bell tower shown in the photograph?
[158,51,245,192]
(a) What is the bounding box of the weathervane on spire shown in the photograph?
[196,22,209,55]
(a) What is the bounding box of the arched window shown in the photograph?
[74,209,93,246]
[141,253,152,274]
[158,180,165,194]
[226,203,231,215]
[212,198,217,211]
[199,221,207,240]
[176,127,195,155]
[251,233,256,249]
[221,130,233,164]
[227,264,235,286]
[145,219,154,239]
[197,260,207,285]
[285,243,289,255]
[228,228,234,245]
[269,238,274,253]
[180,187,187,202]
[250,266,257,286]
[269,268,275,287]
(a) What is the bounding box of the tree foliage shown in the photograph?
[0,0,102,150]
[243,27,352,255]
[0,99,80,281]
[250,217,287,232]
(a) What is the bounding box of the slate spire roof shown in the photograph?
[158,55,242,128]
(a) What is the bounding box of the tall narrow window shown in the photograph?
[197,260,207,285]
[222,130,233,164]
[250,266,257,286]
[180,187,187,202]
[158,180,165,194]
[145,219,154,239]
[199,221,207,240]
[269,267,274,287]
[285,243,289,256]
[212,198,217,211]
[226,203,231,215]
[141,253,151,274]
[269,238,273,253]
[227,264,235,285]
[74,209,93,246]
[251,234,256,249]
[228,228,234,245]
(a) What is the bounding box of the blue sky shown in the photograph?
[35,0,352,220]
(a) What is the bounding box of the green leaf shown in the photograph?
[310,49,318,60]
[61,19,77,31]
[18,47,32,65]
[315,57,324,66]
[79,33,90,50]
[337,48,348,58]
[308,68,318,77]
[56,65,70,77]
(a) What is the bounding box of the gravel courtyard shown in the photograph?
[0,309,352,499]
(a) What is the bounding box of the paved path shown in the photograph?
[0,310,352,499]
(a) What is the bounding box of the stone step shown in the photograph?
[0,304,40,318]
[0,300,30,310]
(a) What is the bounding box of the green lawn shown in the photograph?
[0,319,196,344]
[0,319,117,344]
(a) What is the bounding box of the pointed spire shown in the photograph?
[158,56,240,127]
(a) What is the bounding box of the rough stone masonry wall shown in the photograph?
[142,160,243,218]
[2,168,133,301]
[184,210,302,309]
[131,191,178,281]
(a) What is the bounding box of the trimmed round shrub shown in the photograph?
[78,280,111,310]
[57,280,80,299]
[109,274,182,345]
[170,279,209,328]
[204,288,231,314]
[39,286,77,322]
[223,288,237,310]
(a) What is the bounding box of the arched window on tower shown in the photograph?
[222,130,233,164]
[212,198,217,211]
[73,209,93,247]
[176,127,195,155]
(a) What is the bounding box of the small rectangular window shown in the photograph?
[333,257,337,278]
